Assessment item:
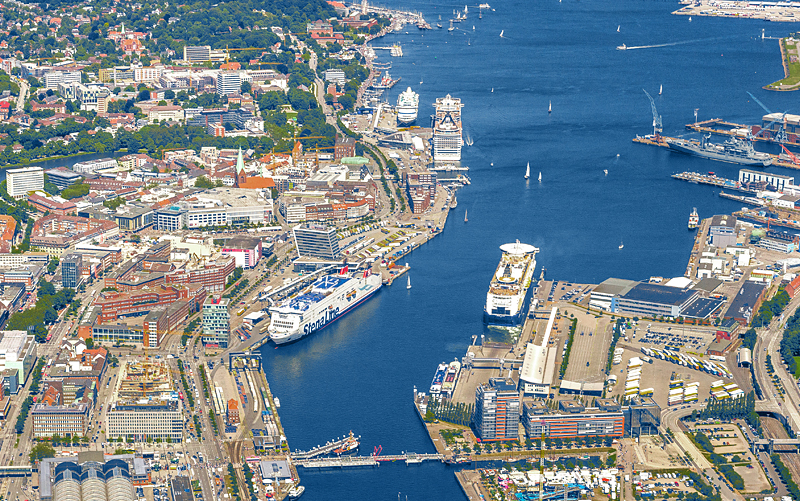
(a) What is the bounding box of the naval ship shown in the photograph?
[484,241,539,325]
[666,134,772,167]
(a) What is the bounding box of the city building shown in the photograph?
[612,282,699,319]
[165,255,236,293]
[72,158,117,175]
[170,476,192,501]
[27,193,78,216]
[334,136,356,160]
[183,45,226,63]
[293,223,341,260]
[202,296,230,348]
[724,280,767,325]
[221,236,262,269]
[38,454,143,501]
[30,215,119,257]
[709,215,737,249]
[0,331,37,394]
[31,403,90,438]
[155,206,187,231]
[227,398,240,425]
[43,69,81,90]
[6,166,44,199]
[216,72,242,98]
[180,188,273,228]
[107,361,183,442]
[623,396,661,437]
[62,253,83,288]
[472,378,520,442]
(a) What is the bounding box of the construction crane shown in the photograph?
[643,89,662,140]
[747,91,790,143]
[781,144,800,166]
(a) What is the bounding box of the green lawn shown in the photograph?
[767,40,800,89]
[794,356,800,378]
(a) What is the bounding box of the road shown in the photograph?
[753,292,800,434]
[14,77,27,113]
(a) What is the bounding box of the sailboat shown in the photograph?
[538,172,542,182]
[617,25,620,32]
[499,30,504,38]
[491,88,494,93]
[659,84,662,95]
[604,169,608,176]
[406,274,412,289]
[619,241,624,250]
[464,209,468,223]
[524,162,530,179]
[548,101,552,114]
[688,16,692,21]
[448,19,454,31]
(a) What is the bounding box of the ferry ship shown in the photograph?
[268,268,382,345]
[666,134,772,167]
[688,208,699,230]
[433,94,464,162]
[429,363,447,394]
[484,241,539,325]
[396,87,419,125]
[441,360,461,395]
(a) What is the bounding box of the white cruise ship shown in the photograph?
[484,241,539,325]
[433,94,463,162]
[268,268,382,345]
[396,87,419,125]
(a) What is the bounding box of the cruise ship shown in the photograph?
[433,94,464,162]
[429,363,447,394]
[666,135,772,167]
[396,87,419,125]
[268,268,382,345]
[484,241,539,325]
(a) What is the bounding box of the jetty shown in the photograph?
[291,434,362,460]
[293,452,444,468]
[670,172,755,193]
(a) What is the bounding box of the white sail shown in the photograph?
[407,275,412,289]
[659,84,663,95]
[499,30,504,37]
[538,172,542,182]
[524,162,530,179]
[548,101,552,113]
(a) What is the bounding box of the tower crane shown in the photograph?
[643,89,662,140]
[747,91,790,143]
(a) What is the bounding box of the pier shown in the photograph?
[293,453,444,468]
[685,118,800,149]
[719,191,766,207]
[291,434,362,460]
[670,171,754,193]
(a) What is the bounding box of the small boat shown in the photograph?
[617,25,620,32]
[288,485,305,499]
[659,84,662,95]
[448,19,455,31]
[473,25,475,30]
[538,172,542,182]
[524,162,530,179]
[689,16,692,21]
[436,23,442,28]
[688,207,699,230]
[464,209,468,223]
[491,88,494,93]
[617,44,627,50]
[548,101,552,114]
[407,275,411,289]
[499,30,504,37]
[619,241,624,250]
[603,169,608,175]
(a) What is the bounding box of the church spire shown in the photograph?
[236,147,245,174]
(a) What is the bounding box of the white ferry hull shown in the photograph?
[269,274,382,345]
[483,243,537,326]
[397,108,418,124]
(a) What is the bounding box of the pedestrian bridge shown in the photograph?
[754,438,800,454]
[0,465,32,477]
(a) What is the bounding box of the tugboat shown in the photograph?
[688,207,699,230]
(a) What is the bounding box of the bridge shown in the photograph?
[0,466,32,477]
[754,438,800,454]
[294,453,443,468]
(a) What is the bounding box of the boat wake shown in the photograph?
[618,36,734,51]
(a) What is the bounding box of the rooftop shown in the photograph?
[621,283,697,306]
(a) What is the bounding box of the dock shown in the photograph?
[733,208,800,231]
[291,434,362,460]
[685,118,800,149]
[719,191,766,207]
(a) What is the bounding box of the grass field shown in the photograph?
[767,38,800,90]
[793,356,800,378]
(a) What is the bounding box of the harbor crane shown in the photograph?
[747,91,789,143]
[643,89,662,139]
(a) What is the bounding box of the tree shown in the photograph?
[85,337,94,349]
[47,257,59,275]
[164,90,175,100]
[241,81,251,94]
[195,176,217,189]
[30,442,55,463]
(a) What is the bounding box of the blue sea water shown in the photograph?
[261,0,800,498]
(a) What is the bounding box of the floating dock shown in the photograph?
[291,434,361,460]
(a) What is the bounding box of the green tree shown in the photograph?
[30,442,55,463]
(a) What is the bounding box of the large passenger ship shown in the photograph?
[432,94,464,162]
[268,268,382,345]
[396,87,419,125]
[483,241,539,325]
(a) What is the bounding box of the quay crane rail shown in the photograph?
[643,89,662,140]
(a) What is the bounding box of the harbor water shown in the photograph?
[258,0,799,498]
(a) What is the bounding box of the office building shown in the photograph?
[202,296,230,348]
[6,166,44,199]
[522,400,624,440]
[155,206,187,231]
[62,253,83,288]
[183,45,227,63]
[0,331,37,393]
[43,70,81,90]
[293,223,341,260]
[472,378,520,442]
[31,403,90,438]
[46,168,83,191]
[623,396,661,437]
[216,72,241,98]
[38,454,142,501]
[179,188,273,229]
[221,236,262,269]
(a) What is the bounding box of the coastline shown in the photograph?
[765,37,800,92]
